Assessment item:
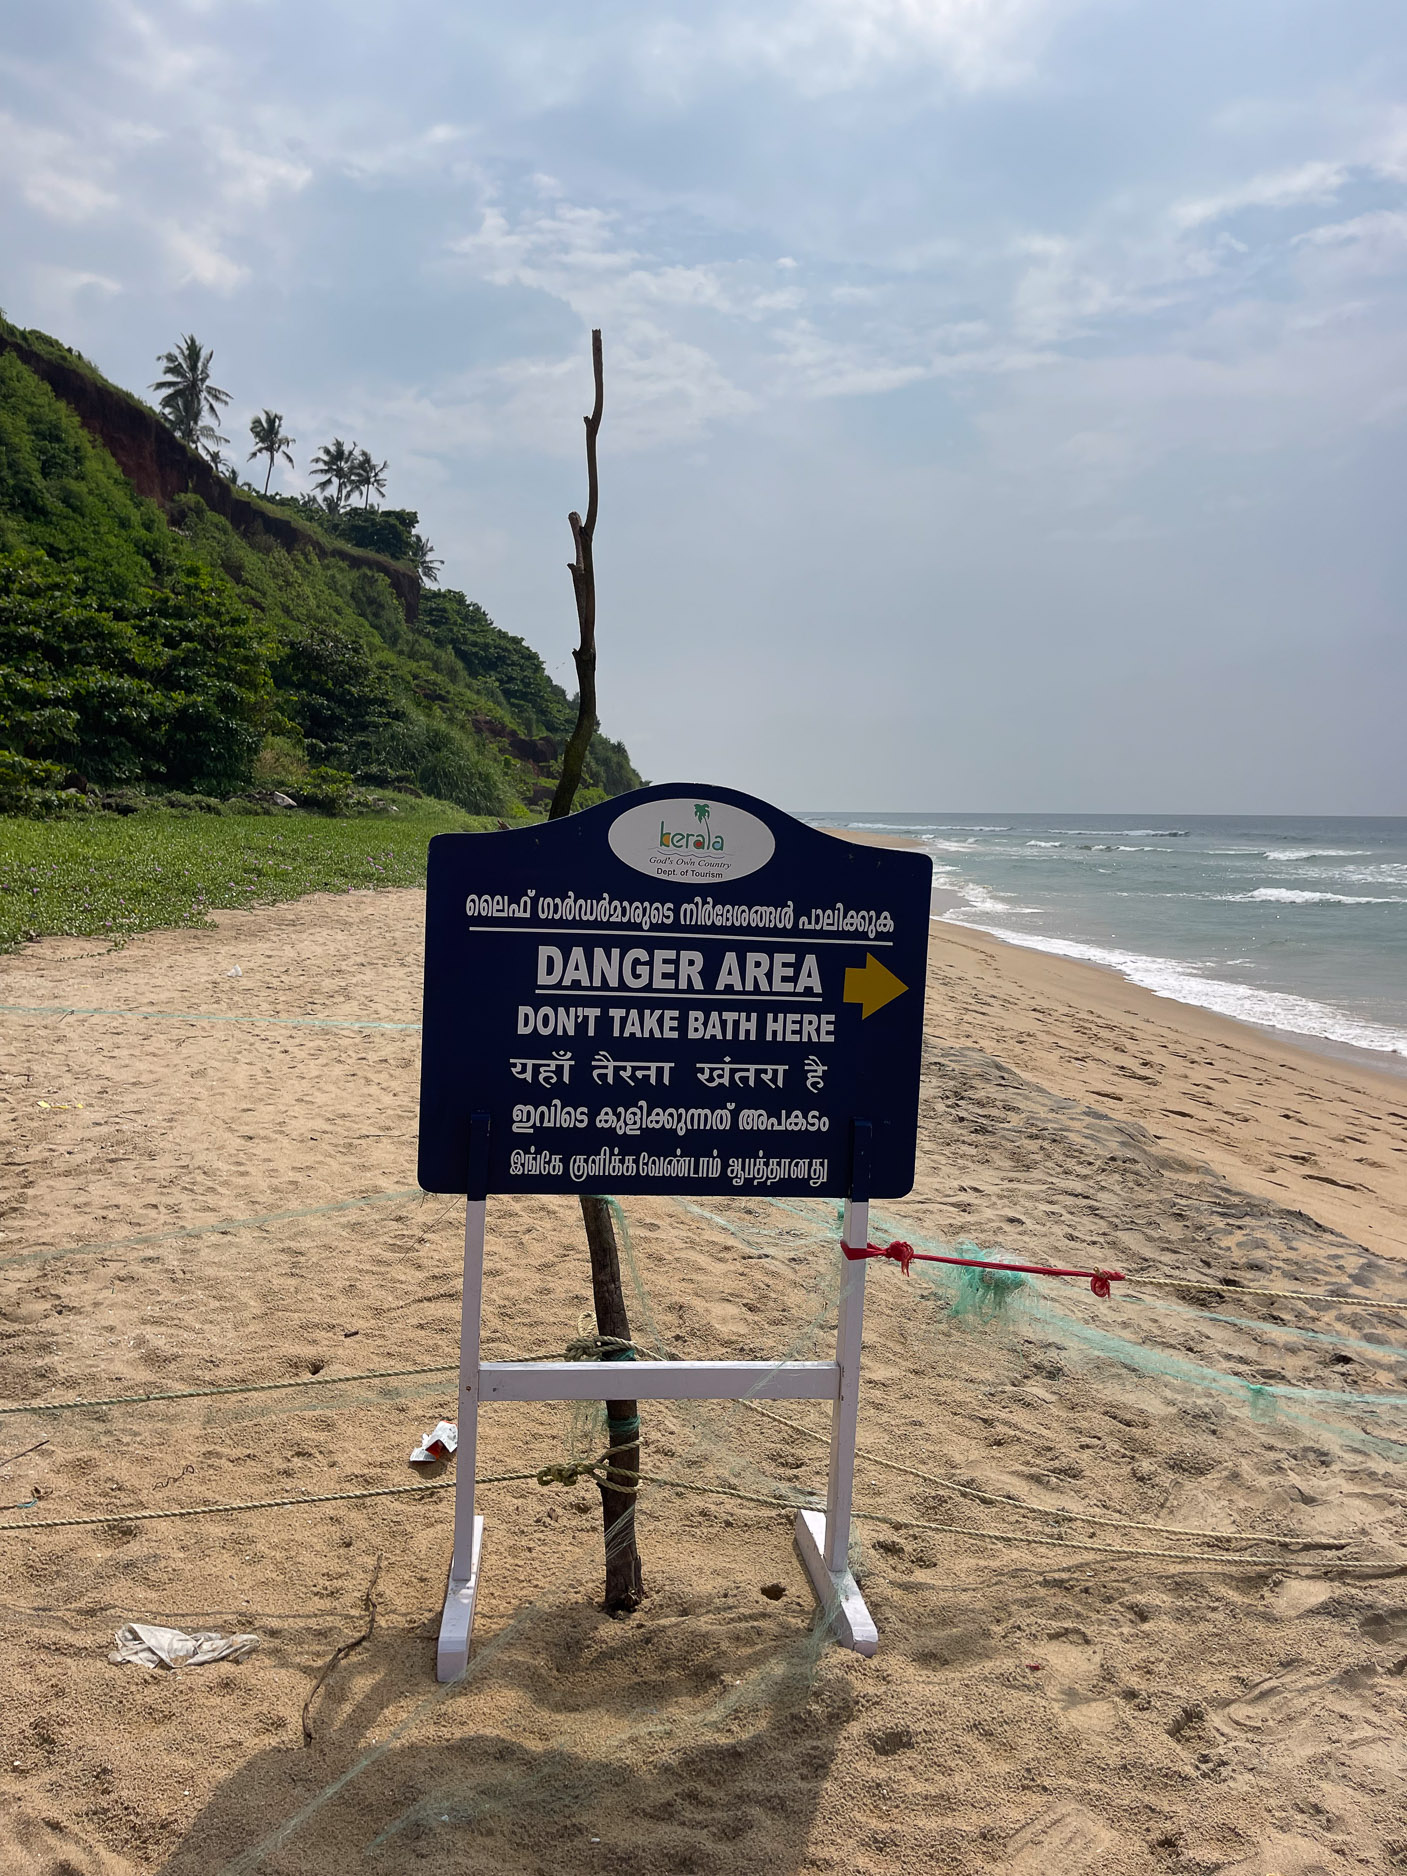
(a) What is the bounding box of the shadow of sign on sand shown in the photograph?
[158,1587,855,1876]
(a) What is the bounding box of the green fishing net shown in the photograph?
[946,1261,1034,1325]
[855,1201,1407,1462]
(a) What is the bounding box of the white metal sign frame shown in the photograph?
[435,1116,878,1680]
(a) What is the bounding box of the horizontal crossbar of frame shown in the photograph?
[478,1359,839,1403]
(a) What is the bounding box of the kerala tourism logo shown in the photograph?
[609,794,776,882]
[660,803,725,853]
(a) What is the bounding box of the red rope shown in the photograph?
[842,1239,1124,1300]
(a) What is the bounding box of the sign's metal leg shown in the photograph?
[794,1191,878,1655]
[437,1194,486,1681]
[826,1195,867,1574]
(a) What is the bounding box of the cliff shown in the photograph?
[0,322,643,816]
[0,324,419,619]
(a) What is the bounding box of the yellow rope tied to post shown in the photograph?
[0,1363,460,1419]
[0,1338,664,1421]
[1129,1274,1407,1312]
[0,1452,1383,1569]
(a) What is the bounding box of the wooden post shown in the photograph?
[581,1194,643,1610]
[549,329,604,824]
[545,331,644,1613]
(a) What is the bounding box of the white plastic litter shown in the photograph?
[409,1420,458,1465]
[226,965,242,978]
[110,1623,260,1670]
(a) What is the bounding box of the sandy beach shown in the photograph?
[3,884,1406,1875]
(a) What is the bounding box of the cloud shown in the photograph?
[349,327,756,461]
[2,0,1405,807]
[639,0,1090,97]
[1166,117,1407,238]
[1171,159,1350,230]
[335,120,479,184]
[206,128,313,209]
[0,114,119,223]
[160,222,249,292]
[1292,207,1407,269]
[453,198,642,297]
[104,0,222,94]
[20,263,123,326]
[446,193,773,446]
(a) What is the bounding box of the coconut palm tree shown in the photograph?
[410,532,442,584]
[151,335,231,454]
[347,448,388,507]
[309,438,356,509]
[247,409,296,494]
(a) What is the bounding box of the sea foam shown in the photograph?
[936,916,1407,1058]
[1229,889,1401,906]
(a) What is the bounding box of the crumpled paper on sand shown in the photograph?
[409,1420,458,1465]
[110,1623,260,1669]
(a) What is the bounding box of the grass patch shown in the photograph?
[0,798,496,951]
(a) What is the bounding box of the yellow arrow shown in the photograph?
[842,953,908,1019]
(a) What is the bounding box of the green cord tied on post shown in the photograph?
[597,1197,641,1441]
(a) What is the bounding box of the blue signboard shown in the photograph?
[417,784,931,1199]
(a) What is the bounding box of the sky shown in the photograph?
[2,0,1405,812]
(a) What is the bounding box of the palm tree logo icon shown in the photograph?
[694,803,712,848]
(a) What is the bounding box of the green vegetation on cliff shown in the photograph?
[0,320,642,817]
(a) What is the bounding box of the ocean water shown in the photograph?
[802,814,1407,1064]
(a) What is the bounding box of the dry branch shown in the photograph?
[548,331,643,1612]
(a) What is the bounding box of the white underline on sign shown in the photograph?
[532,990,825,1002]
[466,925,893,947]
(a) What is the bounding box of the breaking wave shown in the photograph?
[935,918,1407,1058]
